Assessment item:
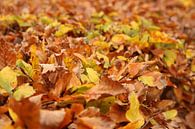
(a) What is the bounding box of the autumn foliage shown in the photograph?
[0,0,195,129]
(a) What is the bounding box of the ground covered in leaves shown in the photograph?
[0,0,195,129]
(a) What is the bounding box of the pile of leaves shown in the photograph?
[0,0,195,129]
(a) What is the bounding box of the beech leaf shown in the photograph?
[163,109,177,120]
[125,92,144,129]
[86,68,100,84]
[13,83,35,101]
[16,59,34,78]
[0,67,18,93]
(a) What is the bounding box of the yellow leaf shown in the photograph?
[13,83,35,101]
[163,109,177,120]
[8,108,18,122]
[93,41,109,49]
[86,68,100,84]
[138,76,154,86]
[55,24,73,37]
[0,67,18,93]
[125,92,144,129]
[111,34,131,45]
[2,125,15,129]
[150,119,158,125]
[179,0,194,7]
[163,50,177,67]
[191,64,195,72]
[185,49,194,59]
[96,52,110,68]
[16,59,34,78]
[80,74,90,83]
[30,44,39,70]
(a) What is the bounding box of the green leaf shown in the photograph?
[126,92,144,128]
[163,109,177,120]
[0,67,18,94]
[138,76,154,86]
[86,68,100,84]
[16,59,34,78]
[163,50,177,67]
[55,24,73,37]
[13,83,35,101]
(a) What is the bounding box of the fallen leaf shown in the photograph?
[87,77,127,100]
[70,107,116,129]
[40,109,65,129]
[96,52,110,68]
[163,50,177,67]
[0,114,12,129]
[13,83,35,101]
[185,111,195,129]
[55,24,73,37]
[163,109,177,120]
[138,71,167,89]
[86,67,100,84]
[0,66,18,93]
[125,92,144,129]
[9,98,40,129]
[0,39,16,69]
[16,59,34,78]
[40,64,56,74]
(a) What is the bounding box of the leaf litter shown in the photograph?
[0,0,195,129]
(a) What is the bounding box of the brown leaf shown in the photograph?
[185,112,195,129]
[50,70,72,97]
[59,108,73,128]
[40,109,66,129]
[0,114,12,128]
[9,98,40,129]
[86,77,127,100]
[70,107,116,129]
[108,104,127,123]
[128,63,145,77]
[156,100,175,111]
[0,38,16,69]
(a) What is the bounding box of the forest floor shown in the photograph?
[0,0,195,129]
